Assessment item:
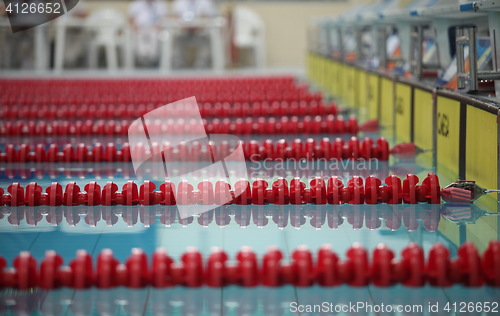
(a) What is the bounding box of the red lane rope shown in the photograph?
[0,173,441,206]
[1,241,498,289]
[0,100,338,120]
[0,137,389,163]
[0,76,323,106]
[0,115,358,136]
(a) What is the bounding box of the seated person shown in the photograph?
[171,0,217,69]
[129,0,167,67]
[62,0,89,68]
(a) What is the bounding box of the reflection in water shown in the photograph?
[0,285,498,316]
[0,157,427,182]
[0,203,487,232]
[0,160,393,181]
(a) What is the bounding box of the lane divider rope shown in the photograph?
[0,173,443,206]
[1,242,498,289]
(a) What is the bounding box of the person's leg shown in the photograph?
[172,32,189,69]
[64,29,86,68]
[193,32,211,69]
[136,27,160,67]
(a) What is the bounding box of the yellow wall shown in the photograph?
[413,88,434,168]
[466,106,498,211]
[380,77,394,127]
[394,83,412,143]
[84,1,355,68]
[413,89,433,150]
[357,69,368,115]
[367,73,379,120]
[436,96,461,179]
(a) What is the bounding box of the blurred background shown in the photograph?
[0,0,359,72]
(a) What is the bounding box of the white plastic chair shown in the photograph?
[86,9,133,70]
[232,6,265,68]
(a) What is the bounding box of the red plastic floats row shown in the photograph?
[0,115,358,136]
[0,173,442,206]
[1,241,499,289]
[0,137,389,163]
[0,100,338,120]
[0,77,323,106]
